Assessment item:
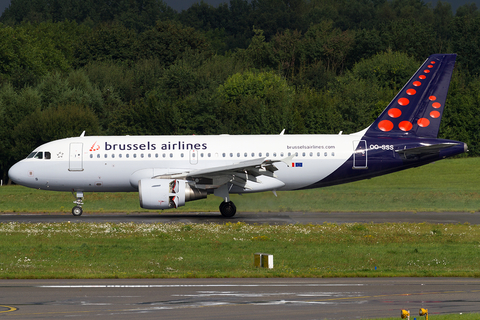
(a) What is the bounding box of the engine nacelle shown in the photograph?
[138,179,207,210]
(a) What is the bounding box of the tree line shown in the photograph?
[1,0,479,182]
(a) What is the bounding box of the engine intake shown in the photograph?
[138,179,207,209]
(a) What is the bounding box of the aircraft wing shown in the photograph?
[154,155,294,189]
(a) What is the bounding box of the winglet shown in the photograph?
[280,129,285,135]
[80,131,85,137]
[280,154,295,167]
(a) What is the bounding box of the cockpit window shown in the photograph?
[27,151,51,159]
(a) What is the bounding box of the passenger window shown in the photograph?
[141,154,144,158]
[104,154,108,158]
[201,153,204,157]
[273,152,277,157]
[332,152,335,157]
[259,152,262,157]
[222,153,226,157]
[266,152,269,157]
[90,154,93,158]
[112,154,115,158]
[230,153,233,157]
[126,154,129,158]
[208,153,211,157]
[310,152,313,157]
[181,153,184,158]
[134,154,137,158]
[119,154,122,158]
[162,153,166,158]
[244,153,247,157]
[170,153,173,158]
[97,154,100,158]
[324,152,327,157]
[281,152,284,157]
[237,153,240,157]
[288,152,291,156]
[317,152,320,157]
[251,152,255,157]
[302,152,305,157]
[148,154,151,158]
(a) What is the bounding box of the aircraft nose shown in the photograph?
[8,161,26,185]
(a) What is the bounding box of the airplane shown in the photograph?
[8,54,467,218]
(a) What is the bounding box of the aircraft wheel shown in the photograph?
[219,201,236,218]
[72,206,83,216]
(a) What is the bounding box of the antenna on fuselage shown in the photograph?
[80,131,85,137]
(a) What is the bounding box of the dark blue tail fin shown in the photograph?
[366,54,456,138]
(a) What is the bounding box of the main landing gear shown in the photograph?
[219,201,236,218]
[214,184,237,218]
[72,191,84,216]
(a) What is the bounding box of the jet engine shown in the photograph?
[138,179,207,209]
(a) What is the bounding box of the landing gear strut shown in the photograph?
[214,184,236,218]
[72,191,84,216]
[219,201,236,218]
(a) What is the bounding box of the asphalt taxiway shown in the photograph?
[1,278,480,319]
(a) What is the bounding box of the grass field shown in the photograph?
[1,157,479,213]
[1,221,479,279]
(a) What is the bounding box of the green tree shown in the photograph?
[303,21,355,74]
[74,22,139,67]
[328,51,418,132]
[379,19,437,61]
[440,72,480,156]
[1,0,176,30]
[349,50,418,91]
[271,29,303,80]
[452,15,480,75]
[139,20,211,67]
[216,70,295,133]
[0,84,42,181]
[11,105,101,163]
[235,27,274,70]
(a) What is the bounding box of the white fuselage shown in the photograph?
[9,133,366,193]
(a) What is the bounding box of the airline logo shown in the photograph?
[89,141,208,152]
[90,142,100,151]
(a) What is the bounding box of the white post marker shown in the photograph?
[254,253,273,269]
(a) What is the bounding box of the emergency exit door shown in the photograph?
[353,140,367,169]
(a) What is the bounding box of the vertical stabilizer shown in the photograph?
[366,54,456,138]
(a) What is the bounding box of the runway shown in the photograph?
[1,278,480,319]
[1,211,480,225]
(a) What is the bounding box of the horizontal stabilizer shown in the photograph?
[395,143,460,159]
